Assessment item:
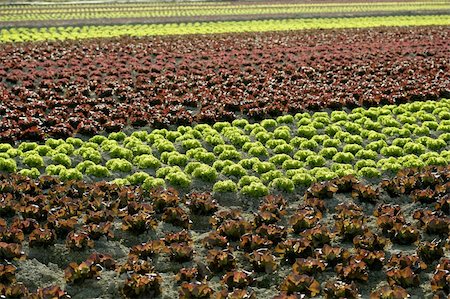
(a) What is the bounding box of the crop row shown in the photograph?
[0,164,448,298]
[1,26,449,143]
[2,2,447,22]
[0,99,449,197]
[3,1,447,13]
[2,0,441,10]
[1,15,450,42]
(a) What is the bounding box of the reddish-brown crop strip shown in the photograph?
[0,165,448,297]
[0,26,449,142]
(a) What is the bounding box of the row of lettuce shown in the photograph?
[0,99,449,197]
[2,2,449,22]
[2,15,450,42]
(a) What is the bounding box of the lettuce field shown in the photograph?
[0,1,449,298]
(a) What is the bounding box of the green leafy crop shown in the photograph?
[282,159,304,170]
[222,164,247,178]
[269,154,292,166]
[265,139,286,149]
[18,168,40,178]
[343,144,363,155]
[297,126,317,138]
[108,132,127,141]
[213,180,238,193]
[45,138,65,149]
[18,142,38,152]
[238,175,261,188]
[142,177,166,190]
[166,171,191,188]
[155,140,176,153]
[366,140,388,152]
[273,144,294,154]
[355,149,378,160]
[294,149,315,162]
[300,140,319,151]
[218,149,242,161]
[75,147,102,164]
[306,155,326,167]
[261,119,277,130]
[254,132,273,144]
[23,154,45,168]
[319,147,338,159]
[355,159,377,171]
[110,146,133,160]
[270,177,295,193]
[292,173,316,187]
[0,144,13,153]
[45,164,67,176]
[36,145,53,156]
[240,182,269,197]
[192,164,218,182]
[134,154,161,169]
[426,138,447,151]
[357,167,381,178]
[89,135,107,145]
[260,170,283,184]
[54,143,75,155]
[52,153,72,168]
[332,152,354,163]
[277,115,295,124]
[253,161,276,174]
[59,168,83,181]
[106,158,133,172]
[239,158,260,170]
[165,152,188,167]
[4,99,450,196]
[380,145,404,157]
[85,165,110,177]
[126,172,151,185]
[182,139,203,150]
[76,161,96,173]
[0,158,17,173]
[248,146,269,158]
[403,142,427,155]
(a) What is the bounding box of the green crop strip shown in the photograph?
[2,2,447,13]
[1,99,450,197]
[2,15,449,42]
[1,2,448,22]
